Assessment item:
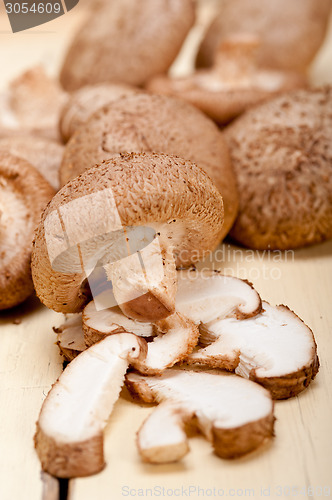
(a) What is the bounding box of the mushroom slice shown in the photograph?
[131,314,199,375]
[137,400,190,464]
[35,333,147,478]
[187,302,319,399]
[176,269,262,325]
[83,302,199,375]
[54,315,86,362]
[126,369,274,463]
[83,301,155,348]
[0,153,54,310]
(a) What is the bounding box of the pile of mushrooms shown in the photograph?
[0,0,328,484]
[30,153,319,478]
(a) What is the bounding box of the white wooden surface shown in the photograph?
[0,3,331,500]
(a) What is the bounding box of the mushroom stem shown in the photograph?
[103,239,177,322]
[214,34,260,86]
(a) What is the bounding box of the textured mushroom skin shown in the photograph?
[60,93,237,239]
[60,0,195,91]
[0,153,54,310]
[0,135,63,190]
[213,412,275,459]
[196,0,331,72]
[32,153,224,313]
[34,426,104,478]
[224,87,332,249]
[59,83,142,142]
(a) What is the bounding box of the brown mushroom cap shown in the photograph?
[60,0,195,91]
[0,153,55,310]
[59,83,142,142]
[0,66,67,143]
[60,93,237,240]
[196,0,331,72]
[32,152,224,314]
[224,86,332,250]
[147,34,307,124]
[0,135,63,190]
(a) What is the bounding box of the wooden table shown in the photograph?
[0,2,331,499]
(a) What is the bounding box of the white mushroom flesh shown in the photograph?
[175,270,261,324]
[56,314,86,353]
[131,313,199,374]
[128,369,273,462]
[191,302,317,378]
[83,302,154,338]
[138,401,190,463]
[38,333,144,444]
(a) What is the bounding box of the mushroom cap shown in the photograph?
[147,34,307,124]
[59,83,142,142]
[224,86,332,249]
[0,66,67,142]
[32,152,224,314]
[60,0,195,91]
[127,368,274,461]
[196,0,332,72]
[0,153,55,310]
[0,135,63,190]
[60,93,237,239]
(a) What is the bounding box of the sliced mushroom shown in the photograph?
[83,301,155,348]
[126,369,274,463]
[0,66,67,142]
[0,135,63,190]
[186,302,319,399]
[84,300,199,374]
[0,153,54,310]
[60,93,237,240]
[196,0,331,73]
[54,315,86,361]
[60,0,195,90]
[176,269,262,324]
[131,313,199,375]
[59,83,142,142]
[32,153,224,322]
[147,34,306,124]
[35,333,147,478]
